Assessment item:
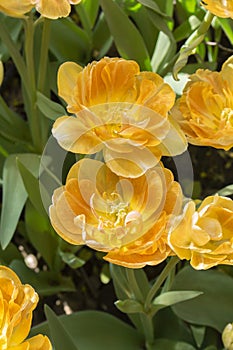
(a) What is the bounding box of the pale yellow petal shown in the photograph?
[34,0,79,19]
[57,62,83,108]
[27,334,52,350]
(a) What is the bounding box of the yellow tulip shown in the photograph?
[201,0,233,18]
[0,265,52,350]
[33,0,82,19]
[0,0,33,18]
[49,158,183,268]
[53,57,187,178]
[172,55,233,150]
[168,195,233,269]
[0,0,81,18]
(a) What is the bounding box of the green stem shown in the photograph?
[0,20,29,95]
[126,269,154,348]
[144,256,179,312]
[126,268,144,302]
[24,14,41,152]
[140,313,154,350]
[37,18,51,92]
[173,11,214,80]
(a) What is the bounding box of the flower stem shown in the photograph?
[173,11,214,80]
[24,14,41,152]
[37,18,51,92]
[126,268,144,302]
[144,256,179,312]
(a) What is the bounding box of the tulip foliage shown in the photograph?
[0,0,233,350]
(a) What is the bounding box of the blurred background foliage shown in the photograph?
[0,0,233,349]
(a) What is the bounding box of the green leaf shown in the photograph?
[217,18,233,45]
[171,266,233,332]
[59,251,86,269]
[79,0,99,28]
[50,18,90,63]
[31,310,143,350]
[173,15,201,42]
[25,201,60,270]
[92,13,113,59]
[99,0,151,70]
[45,306,78,350]
[0,96,30,144]
[137,0,171,19]
[153,290,203,307]
[0,243,23,265]
[217,184,233,196]
[10,260,75,296]
[36,91,66,121]
[0,154,41,249]
[115,299,144,314]
[0,14,22,61]
[151,338,196,350]
[190,324,206,348]
[17,160,48,217]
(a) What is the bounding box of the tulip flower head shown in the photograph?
[53,57,187,178]
[172,55,233,151]
[0,265,52,349]
[201,0,233,18]
[168,195,233,269]
[49,158,184,268]
[0,0,81,18]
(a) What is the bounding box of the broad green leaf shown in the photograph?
[17,160,48,217]
[45,306,78,350]
[171,266,233,331]
[31,310,143,350]
[129,6,158,56]
[0,243,23,265]
[164,72,189,96]
[0,14,22,61]
[217,184,233,196]
[148,9,176,73]
[0,96,30,144]
[153,291,203,307]
[218,18,233,45]
[25,201,60,270]
[10,260,75,296]
[0,154,41,249]
[49,18,90,63]
[115,299,144,314]
[137,0,171,19]
[92,13,113,59]
[153,307,194,344]
[79,0,99,28]
[151,338,196,350]
[173,15,201,42]
[36,92,66,121]
[190,324,206,348]
[99,0,151,70]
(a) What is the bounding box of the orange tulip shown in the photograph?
[49,158,183,268]
[201,0,233,18]
[0,0,81,18]
[172,55,233,150]
[168,195,233,269]
[53,57,187,178]
[0,265,51,349]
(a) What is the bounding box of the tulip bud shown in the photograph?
[222,323,233,350]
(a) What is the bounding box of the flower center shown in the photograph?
[98,192,129,229]
[220,108,233,127]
